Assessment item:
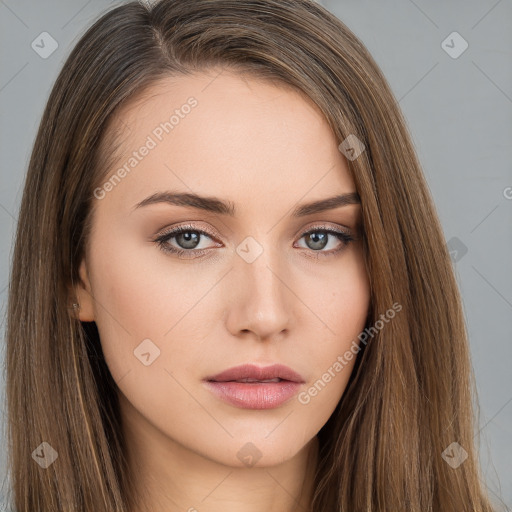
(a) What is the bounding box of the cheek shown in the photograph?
[86,231,218,383]
[307,243,370,339]
[298,248,370,406]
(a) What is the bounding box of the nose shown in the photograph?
[224,244,294,342]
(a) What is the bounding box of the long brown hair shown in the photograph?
[5,0,497,510]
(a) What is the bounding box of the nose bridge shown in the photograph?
[227,234,292,338]
[237,236,285,303]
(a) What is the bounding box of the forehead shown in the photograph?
[94,69,355,216]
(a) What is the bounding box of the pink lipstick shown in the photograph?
[204,363,304,410]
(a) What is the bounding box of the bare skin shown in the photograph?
[75,68,370,512]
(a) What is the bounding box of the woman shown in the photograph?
[4,0,497,510]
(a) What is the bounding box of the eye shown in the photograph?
[153,223,357,259]
[154,224,220,259]
[295,226,355,258]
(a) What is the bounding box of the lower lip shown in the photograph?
[204,380,302,409]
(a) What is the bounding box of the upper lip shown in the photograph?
[205,364,305,383]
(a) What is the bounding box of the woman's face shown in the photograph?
[77,69,370,469]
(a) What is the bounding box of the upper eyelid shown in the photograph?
[156,224,218,241]
[155,223,352,242]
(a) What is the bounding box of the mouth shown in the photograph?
[205,363,305,384]
[203,364,304,410]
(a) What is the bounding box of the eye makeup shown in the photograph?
[152,222,357,260]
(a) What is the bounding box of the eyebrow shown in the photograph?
[133,190,360,217]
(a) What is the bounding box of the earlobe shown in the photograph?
[73,260,95,322]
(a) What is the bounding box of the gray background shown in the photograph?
[0,0,511,509]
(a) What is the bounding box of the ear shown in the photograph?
[74,259,96,322]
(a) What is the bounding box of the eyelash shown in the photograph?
[153,223,356,260]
